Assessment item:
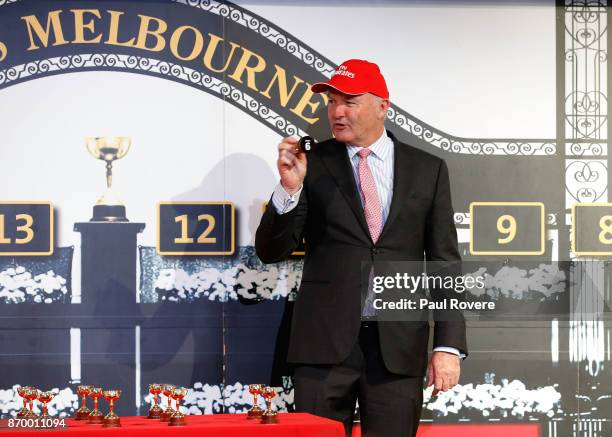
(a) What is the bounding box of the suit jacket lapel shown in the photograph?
[378,135,405,241]
[320,141,371,240]
[378,133,417,243]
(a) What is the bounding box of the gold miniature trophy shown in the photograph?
[16,386,30,417]
[260,386,279,424]
[160,384,176,422]
[38,391,54,419]
[102,390,122,428]
[168,387,188,427]
[24,387,39,418]
[75,385,91,420]
[86,137,131,222]
[87,387,104,424]
[247,384,264,419]
[147,384,163,419]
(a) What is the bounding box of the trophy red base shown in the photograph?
[261,413,279,424]
[76,410,91,420]
[160,410,174,422]
[103,416,121,428]
[247,409,263,419]
[147,407,162,419]
[168,415,187,426]
[87,413,105,424]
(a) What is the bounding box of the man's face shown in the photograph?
[327,90,389,147]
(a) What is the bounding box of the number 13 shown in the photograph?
[0,214,35,244]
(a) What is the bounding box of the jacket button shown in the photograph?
[372,248,380,255]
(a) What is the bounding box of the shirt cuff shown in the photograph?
[271,182,303,214]
[433,346,466,359]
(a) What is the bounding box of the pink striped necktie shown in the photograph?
[357,148,383,243]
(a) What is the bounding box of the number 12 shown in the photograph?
[174,214,217,244]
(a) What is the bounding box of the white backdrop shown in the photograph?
[0,0,556,277]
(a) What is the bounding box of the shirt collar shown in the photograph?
[346,130,392,161]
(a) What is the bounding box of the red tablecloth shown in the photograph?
[415,423,540,437]
[1,413,344,436]
[351,423,541,437]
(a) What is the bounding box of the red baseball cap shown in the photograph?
[311,59,389,99]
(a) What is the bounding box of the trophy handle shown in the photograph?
[86,137,101,159]
[116,138,131,160]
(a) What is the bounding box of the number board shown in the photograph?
[0,202,54,256]
[572,203,612,256]
[469,202,545,255]
[157,202,235,255]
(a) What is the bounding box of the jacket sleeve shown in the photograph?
[255,186,308,264]
[425,159,468,358]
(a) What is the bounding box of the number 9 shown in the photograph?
[497,214,517,244]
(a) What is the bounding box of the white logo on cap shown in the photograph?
[332,65,355,78]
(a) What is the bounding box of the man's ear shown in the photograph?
[379,99,390,120]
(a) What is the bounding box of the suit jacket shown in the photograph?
[255,131,467,377]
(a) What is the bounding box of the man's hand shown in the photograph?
[427,351,460,396]
[277,136,307,194]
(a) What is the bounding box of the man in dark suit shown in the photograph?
[256,59,467,437]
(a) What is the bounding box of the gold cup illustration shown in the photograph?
[37,391,55,419]
[16,386,31,417]
[247,384,264,419]
[260,386,279,424]
[102,389,122,428]
[24,387,39,418]
[87,387,104,424]
[168,387,188,427]
[75,385,91,420]
[160,384,176,422]
[86,136,131,222]
[147,384,163,419]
